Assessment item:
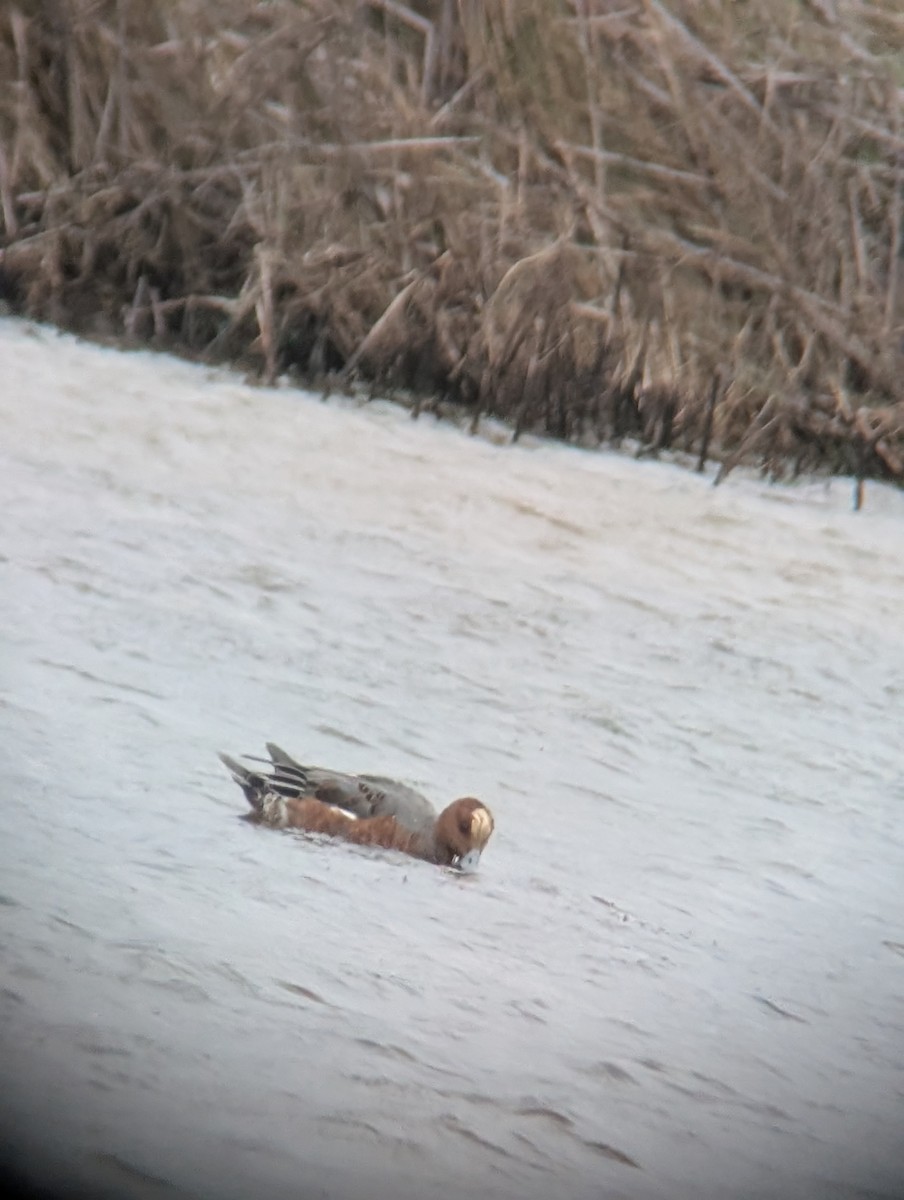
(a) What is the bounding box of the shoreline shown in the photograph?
[2,3,902,491]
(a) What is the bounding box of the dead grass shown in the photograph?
[1,0,903,489]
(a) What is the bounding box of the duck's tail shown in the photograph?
[218,749,311,816]
[218,754,267,813]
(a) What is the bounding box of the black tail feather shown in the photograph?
[218,752,266,810]
[218,748,310,808]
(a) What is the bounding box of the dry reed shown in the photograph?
[1,0,902,489]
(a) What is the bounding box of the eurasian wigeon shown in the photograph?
[219,743,495,871]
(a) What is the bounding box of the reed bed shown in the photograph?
[1,0,902,490]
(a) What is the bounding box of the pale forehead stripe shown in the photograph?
[471,807,494,843]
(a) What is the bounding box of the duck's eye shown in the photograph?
[458,817,471,836]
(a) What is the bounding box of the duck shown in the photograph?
[218,742,495,871]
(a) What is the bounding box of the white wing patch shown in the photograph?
[326,804,358,820]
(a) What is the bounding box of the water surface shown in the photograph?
[1,319,903,1200]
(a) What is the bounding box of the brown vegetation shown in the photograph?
[1,0,903,490]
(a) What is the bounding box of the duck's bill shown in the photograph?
[454,847,484,873]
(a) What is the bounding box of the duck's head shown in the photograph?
[435,798,495,872]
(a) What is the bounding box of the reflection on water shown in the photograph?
[1,319,903,1200]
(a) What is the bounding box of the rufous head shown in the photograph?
[434,797,495,872]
